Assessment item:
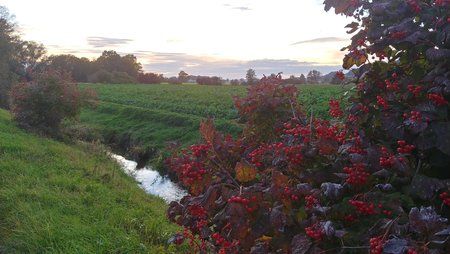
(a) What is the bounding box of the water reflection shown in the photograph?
[111,153,186,203]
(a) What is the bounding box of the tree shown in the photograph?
[306,70,321,84]
[196,76,223,86]
[0,6,45,108]
[178,71,189,83]
[230,79,241,86]
[17,41,46,80]
[138,72,164,84]
[246,69,256,85]
[0,6,18,108]
[42,54,94,82]
[299,74,306,84]
[95,50,142,79]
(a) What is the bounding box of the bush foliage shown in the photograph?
[10,71,95,136]
[166,1,450,253]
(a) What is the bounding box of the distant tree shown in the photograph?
[196,76,223,86]
[178,71,189,83]
[246,69,257,85]
[138,72,164,84]
[167,76,181,85]
[111,71,136,84]
[42,54,94,82]
[283,75,306,85]
[88,70,113,83]
[307,70,322,84]
[95,50,142,79]
[230,79,240,86]
[299,74,306,84]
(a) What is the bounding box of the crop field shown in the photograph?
[79,83,351,153]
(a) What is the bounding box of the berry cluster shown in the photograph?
[349,200,392,216]
[407,85,422,97]
[329,99,343,118]
[188,205,207,218]
[316,121,344,142]
[305,224,324,240]
[439,192,450,206]
[283,187,299,201]
[385,79,399,91]
[376,95,389,109]
[344,163,370,186]
[397,140,415,154]
[405,110,422,122]
[428,93,448,106]
[357,103,369,114]
[379,146,395,168]
[190,144,210,158]
[179,161,207,185]
[305,195,319,209]
[284,145,303,166]
[228,196,257,213]
[369,236,385,254]
[283,122,311,142]
[211,233,239,254]
[248,145,269,167]
[349,200,377,215]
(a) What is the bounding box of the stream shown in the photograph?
[110,153,186,203]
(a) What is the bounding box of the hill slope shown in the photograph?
[0,109,180,253]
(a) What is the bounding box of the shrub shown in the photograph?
[166,1,450,253]
[10,71,83,136]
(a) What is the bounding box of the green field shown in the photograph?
[79,83,350,158]
[0,109,182,253]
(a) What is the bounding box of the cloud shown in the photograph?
[139,52,341,79]
[232,6,252,11]
[224,3,252,11]
[291,37,347,45]
[87,36,133,48]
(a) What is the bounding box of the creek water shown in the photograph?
[110,153,186,203]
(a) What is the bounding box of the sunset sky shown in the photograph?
[1,0,351,78]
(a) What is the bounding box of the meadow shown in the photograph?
[79,83,351,158]
[0,109,183,253]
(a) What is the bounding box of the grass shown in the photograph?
[0,109,183,253]
[79,83,351,153]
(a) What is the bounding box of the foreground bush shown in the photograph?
[10,71,85,136]
[166,1,450,253]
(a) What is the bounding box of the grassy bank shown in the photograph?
[0,109,182,253]
[79,83,350,156]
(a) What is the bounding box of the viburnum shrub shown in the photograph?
[166,1,450,253]
[10,70,89,136]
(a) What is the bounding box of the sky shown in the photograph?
[0,0,351,78]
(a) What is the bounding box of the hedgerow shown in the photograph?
[166,1,450,253]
